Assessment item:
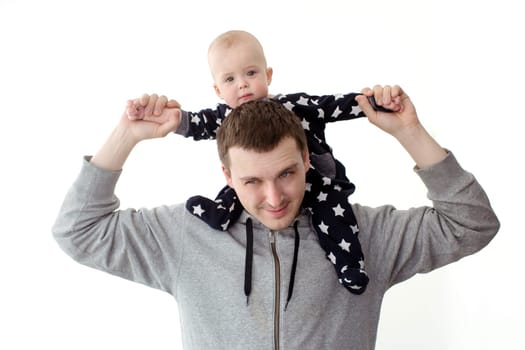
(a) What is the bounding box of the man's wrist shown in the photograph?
[396,124,447,169]
[90,125,138,171]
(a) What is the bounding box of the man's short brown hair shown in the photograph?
[217,100,308,169]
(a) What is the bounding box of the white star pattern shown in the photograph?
[351,105,362,116]
[334,93,344,100]
[221,220,229,231]
[322,177,331,186]
[317,108,325,119]
[297,96,309,106]
[225,108,232,116]
[192,204,205,216]
[282,101,294,111]
[301,119,310,130]
[305,183,312,192]
[338,239,351,252]
[331,106,342,118]
[351,224,359,234]
[334,184,342,191]
[341,265,348,273]
[317,192,328,202]
[318,221,329,234]
[311,98,319,105]
[191,115,201,125]
[328,252,336,264]
[332,204,345,217]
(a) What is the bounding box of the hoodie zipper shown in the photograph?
[269,231,280,350]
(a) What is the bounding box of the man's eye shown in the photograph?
[244,179,258,185]
[280,171,293,178]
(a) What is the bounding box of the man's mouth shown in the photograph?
[266,204,288,218]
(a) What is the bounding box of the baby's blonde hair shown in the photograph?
[207,30,267,67]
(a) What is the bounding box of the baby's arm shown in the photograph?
[127,93,232,141]
[175,106,231,140]
[275,92,365,124]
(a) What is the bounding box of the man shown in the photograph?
[52,85,499,349]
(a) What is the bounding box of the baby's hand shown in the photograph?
[127,93,181,121]
[126,95,181,130]
[127,100,146,120]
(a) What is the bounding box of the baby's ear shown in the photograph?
[213,84,222,99]
[266,67,273,85]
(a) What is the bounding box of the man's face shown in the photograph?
[222,137,310,230]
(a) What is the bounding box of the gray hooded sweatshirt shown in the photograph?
[52,152,499,350]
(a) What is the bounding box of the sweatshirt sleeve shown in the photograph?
[354,152,500,288]
[51,157,185,295]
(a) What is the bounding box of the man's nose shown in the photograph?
[265,183,283,207]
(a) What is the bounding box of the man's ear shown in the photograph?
[222,164,233,187]
[302,150,310,172]
[266,67,273,86]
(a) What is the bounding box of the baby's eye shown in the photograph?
[247,70,257,76]
[225,76,234,83]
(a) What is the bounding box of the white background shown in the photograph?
[1,0,523,349]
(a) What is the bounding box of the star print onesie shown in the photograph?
[177,92,369,293]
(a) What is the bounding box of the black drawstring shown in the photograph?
[285,221,300,310]
[244,218,253,305]
[244,218,300,310]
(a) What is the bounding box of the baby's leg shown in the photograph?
[304,171,369,294]
[309,201,369,294]
[186,185,243,230]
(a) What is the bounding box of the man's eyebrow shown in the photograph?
[238,163,299,182]
[239,175,258,181]
[279,163,299,174]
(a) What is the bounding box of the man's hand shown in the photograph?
[356,85,447,168]
[356,85,419,139]
[90,103,180,171]
[121,106,180,143]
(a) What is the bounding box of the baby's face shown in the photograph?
[209,40,272,108]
